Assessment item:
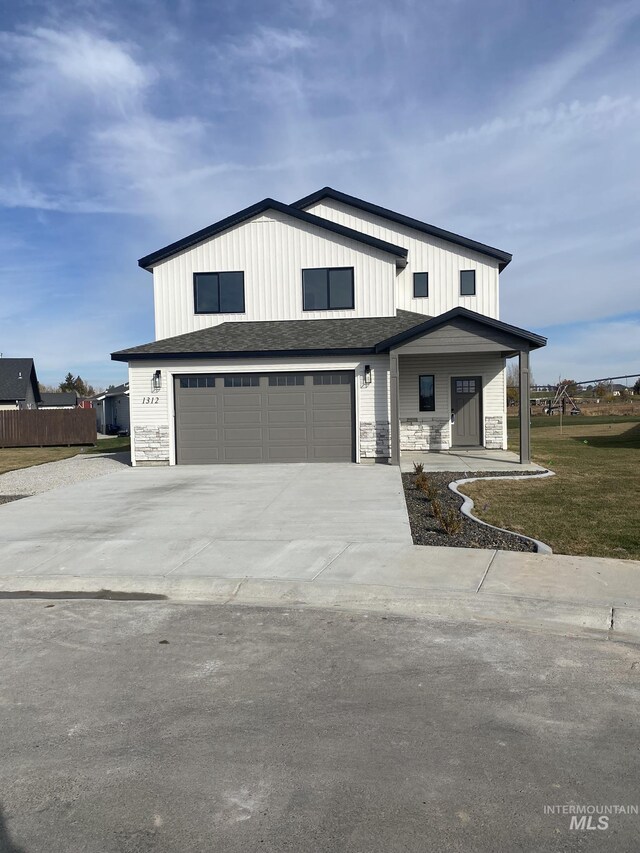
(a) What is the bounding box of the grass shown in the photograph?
[0,447,82,476]
[508,414,640,430]
[0,436,131,477]
[461,418,640,560]
[84,436,130,454]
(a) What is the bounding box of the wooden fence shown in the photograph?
[0,409,97,448]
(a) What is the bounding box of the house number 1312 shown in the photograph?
[141,397,160,404]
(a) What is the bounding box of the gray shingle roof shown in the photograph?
[112,311,430,361]
[0,358,39,402]
[90,383,129,401]
[39,392,77,407]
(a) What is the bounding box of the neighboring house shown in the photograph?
[92,384,130,434]
[611,383,631,397]
[39,392,78,409]
[112,187,546,467]
[0,358,41,410]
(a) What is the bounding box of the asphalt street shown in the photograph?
[1,600,639,852]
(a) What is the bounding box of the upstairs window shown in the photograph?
[194,272,245,314]
[460,270,476,296]
[302,267,354,311]
[413,272,429,298]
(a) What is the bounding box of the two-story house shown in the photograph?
[112,188,546,467]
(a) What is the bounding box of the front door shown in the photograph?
[451,376,482,447]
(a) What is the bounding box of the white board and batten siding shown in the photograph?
[304,199,501,320]
[152,209,397,340]
[128,355,391,466]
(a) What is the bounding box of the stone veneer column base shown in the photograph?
[134,425,171,465]
[359,421,391,459]
[400,418,449,451]
[484,416,503,449]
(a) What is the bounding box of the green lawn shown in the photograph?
[508,414,640,430]
[0,447,82,477]
[461,418,640,560]
[84,436,130,454]
[0,436,130,477]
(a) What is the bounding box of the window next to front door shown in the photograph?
[302,267,354,310]
[419,375,435,411]
[194,272,245,314]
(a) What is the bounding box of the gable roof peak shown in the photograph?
[292,187,512,271]
[137,196,408,271]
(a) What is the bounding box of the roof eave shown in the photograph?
[111,346,377,363]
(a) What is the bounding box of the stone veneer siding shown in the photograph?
[359,421,391,458]
[400,418,450,451]
[484,416,503,449]
[134,425,170,466]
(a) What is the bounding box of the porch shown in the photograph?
[399,449,545,473]
[383,309,546,467]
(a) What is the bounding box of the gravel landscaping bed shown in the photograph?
[0,451,130,497]
[402,471,538,552]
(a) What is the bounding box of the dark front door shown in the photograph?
[451,376,482,447]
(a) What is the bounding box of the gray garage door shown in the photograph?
[174,372,355,464]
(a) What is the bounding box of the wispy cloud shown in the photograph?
[514,1,640,109]
[225,25,312,64]
[443,95,640,144]
[0,26,152,123]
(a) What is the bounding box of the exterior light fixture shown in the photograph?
[364,364,372,385]
[152,369,162,391]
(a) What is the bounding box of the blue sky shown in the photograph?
[1,0,639,388]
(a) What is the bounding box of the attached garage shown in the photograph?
[174,371,355,464]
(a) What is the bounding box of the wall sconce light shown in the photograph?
[364,364,372,385]
[152,369,162,391]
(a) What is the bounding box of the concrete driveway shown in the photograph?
[0,464,412,581]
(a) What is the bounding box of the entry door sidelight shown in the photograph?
[450,377,482,447]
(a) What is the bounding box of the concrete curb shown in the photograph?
[1,573,638,641]
[449,470,556,554]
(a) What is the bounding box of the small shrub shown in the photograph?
[415,473,428,492]
[440,508,463,535]
[413,461,425,474]
[431,499,463,535]
[424,482,438,501]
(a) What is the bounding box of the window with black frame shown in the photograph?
[194,272,245,313]
[460,270,476,296]
[302,267,354,310]
[413,272,429,298]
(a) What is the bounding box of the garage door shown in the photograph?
[174,372,354,464]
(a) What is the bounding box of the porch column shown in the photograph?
[390,351,400,465]
[519,349,531,464]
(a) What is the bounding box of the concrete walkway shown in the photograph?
[1,463,639,638]
[400,449,545,472]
